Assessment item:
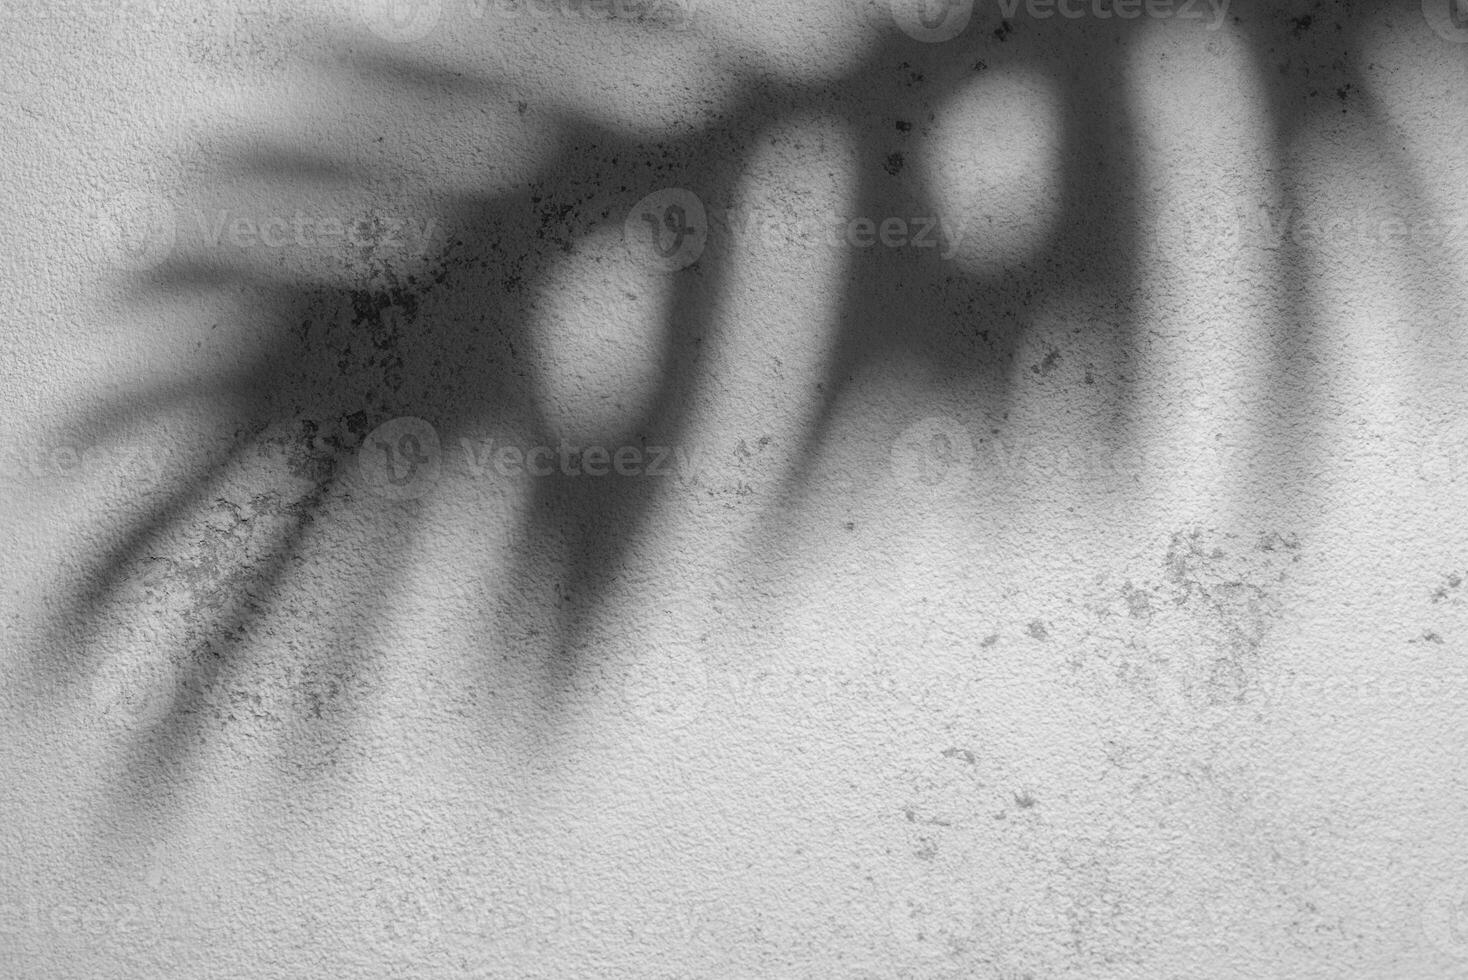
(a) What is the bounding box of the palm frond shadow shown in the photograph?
[36,0,1439,804]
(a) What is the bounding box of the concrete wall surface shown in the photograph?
[3,0,1468,976]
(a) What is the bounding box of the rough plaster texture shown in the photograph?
[3,0,1468,976]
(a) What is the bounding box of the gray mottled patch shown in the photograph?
[1067,527,1298,716]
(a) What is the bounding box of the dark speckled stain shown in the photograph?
[993,19,1012,41]
[352,291,412,386]
[1431,572,1463,603]
[136,477,326,674]
[1165,529,1291,703]
[884,152,905,177]
[1068,529,1299,713]
[896,61,924,86]
[1032,348,1061,377]
[1027,620,1049,641]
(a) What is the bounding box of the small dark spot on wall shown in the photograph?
[1084,368,1095,385]
[1032,348,1061,377]
[884,152,905,176]
[994,20,1012,41]
[1432,572,1463,603]
[895,119,912,133]
[1420,631,1444,644]
[1027,620,1049,641]
[972,60,988,72]
[843,521,856,532]
[981,633,999,648]
[1291,14,1312,34]
[1013,791,1036,809]
[942,747,977,765]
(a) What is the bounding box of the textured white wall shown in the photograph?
[4,0,1468,976]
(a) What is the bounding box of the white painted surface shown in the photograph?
[4,1,1468,976]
